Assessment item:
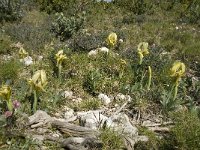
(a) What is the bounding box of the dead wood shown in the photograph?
[51,119,100,137]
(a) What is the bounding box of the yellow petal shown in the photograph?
[107,32,117,47]
[0,85,11,101]
[32,70,41,83]
[170,61,186,77]
[40,70,47,85]
[138,42,149,55]
[138,51,144,64]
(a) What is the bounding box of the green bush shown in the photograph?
[0,60,21,83]
[0,0,22,22]
[51,12,85,40]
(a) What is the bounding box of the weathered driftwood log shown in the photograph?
[51,119,100,137]
[44,135,102,150]
[60,137,103,150]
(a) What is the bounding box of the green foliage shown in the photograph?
[114,0,153,15]
[51,12,85,40]
[83,69,103,95]
[169,111,200,149]
[135,127,160,150]
[0,60,21,83]
[0,0,22,22]
[100,127,124,150]
[160,89,181,113]
[79,98,102,111]
[36,0,92,14]
[0,34,12,54]
[5,19,52,51]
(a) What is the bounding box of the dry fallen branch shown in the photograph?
[51,119,100,137]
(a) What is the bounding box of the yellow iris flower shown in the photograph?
[106,32,117,47]
[137,42,149,64]
[55,50,67,66]
[170,61,185,78]
[28,70,47,92]
[0,85,11,101]
[19,47,28,59]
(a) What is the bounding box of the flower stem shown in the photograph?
[7,99,13,112]
[58,64,62,79]
[147,66,152,90]
[33,90,37,113]
[173,82,179,101]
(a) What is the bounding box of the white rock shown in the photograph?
[64,107,74,119]
[98,47,109,53]
[111,113,138,137]
[37,55,43,61]
[126,95,132,102]
[79,111,113,129]
[88,50,98,56]
[116,93,126,101]
[98,93,111,105]
[24,56,33,66]
[122,122,138,137]
[61,91,73,99]
[72,97,82,103]
[3,55,12,61]
[119,39,123,43]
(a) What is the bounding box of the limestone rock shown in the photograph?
[98,93,111,105]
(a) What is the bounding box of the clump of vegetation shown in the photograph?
[0,0,22,22]
[79,98,102,111]
[51,12,85,40]
[169,110,200,149]
[0,60,21,83]
[100,127,124,150]
[0,34,12,54]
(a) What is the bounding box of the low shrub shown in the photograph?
[51,12,85,40]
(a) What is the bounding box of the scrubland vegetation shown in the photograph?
[0,0,200,149]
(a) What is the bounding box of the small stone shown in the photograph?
[72,97,82,103]
[52,133,60,138]
[32,135,44,145]
[98,47,109,53]
[116,93,126,101]
[24,56,33,66]
[79,111,110,129]
[119,39,123,43]
[98,93,111,105]
[37,128,48,134]
[54,112,61,117]
[137,135,149,142]
[88,50,98,56]
[126,95,132,102]
[37,55,43,61]
[64,107,74,119]
[61,91,73,99]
